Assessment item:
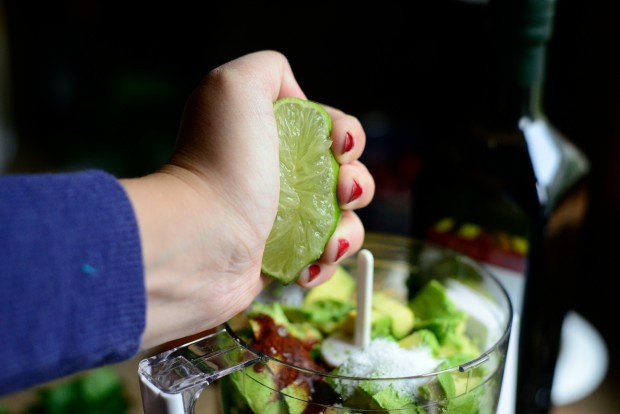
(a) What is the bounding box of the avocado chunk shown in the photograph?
[408,279,467,344]
[330,375,423,414]
[281,382,309,414]
[370,384,423,414]
[249,301,323,344]
[283,265,356,334]
[434,355,486,413]
[226,367,288,414]
[339,308,393,339]
[372,291,416,339]
[437,325,482,358]
[399,329,440,354]
[304,265,356,305]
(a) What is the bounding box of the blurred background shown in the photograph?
[1,0,619,412]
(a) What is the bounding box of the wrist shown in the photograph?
[120,171,221,348]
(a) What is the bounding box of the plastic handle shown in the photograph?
[138,325,263,414]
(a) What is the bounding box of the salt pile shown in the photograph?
[332,338,442,399]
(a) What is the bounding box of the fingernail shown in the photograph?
[307,264,321,282]
[347,179,363,204]
[336,238,350,261]
[343,131,354,153]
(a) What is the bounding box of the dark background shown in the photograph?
[2,0,619,408]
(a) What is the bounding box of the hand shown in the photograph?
[121,50,375,350]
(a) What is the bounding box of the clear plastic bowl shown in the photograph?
[139,233,513,414]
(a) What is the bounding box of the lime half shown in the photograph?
[261,97,341,284]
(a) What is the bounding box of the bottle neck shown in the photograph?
[490,0,556,123]
[501,45,546,120]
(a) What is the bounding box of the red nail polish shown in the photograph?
[348,179,363,204]
[343,131,354,153]
[336,238,350,261]
[308,264,321,282]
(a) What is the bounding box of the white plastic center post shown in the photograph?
[320,249,375,367]
[354,249,374,349]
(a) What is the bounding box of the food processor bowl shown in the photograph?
[139,233,513,414]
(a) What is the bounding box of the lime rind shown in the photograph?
[262,97,341,284]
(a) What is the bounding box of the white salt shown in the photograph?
[332,338,442,399]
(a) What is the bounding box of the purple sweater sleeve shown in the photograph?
[0,170,145,395]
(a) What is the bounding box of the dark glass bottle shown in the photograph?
[409,0,590,413]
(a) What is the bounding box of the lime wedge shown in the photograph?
[261,97,341,284]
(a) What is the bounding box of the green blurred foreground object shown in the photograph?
[0,367,130,414]
[261,97,341,285]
